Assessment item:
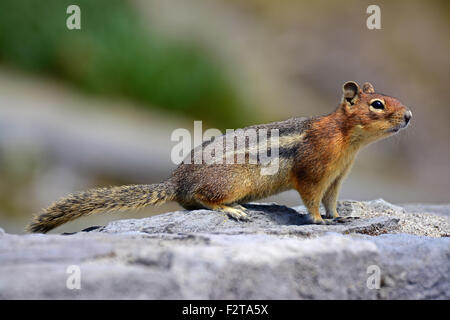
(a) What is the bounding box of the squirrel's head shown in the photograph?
[338,81,412,144]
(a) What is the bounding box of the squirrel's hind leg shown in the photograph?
[218,204,251,221]
[195,199,250,221]
[192,187,251,221]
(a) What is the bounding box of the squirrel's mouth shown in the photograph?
[387,122,408,133]
[388,127,401,133]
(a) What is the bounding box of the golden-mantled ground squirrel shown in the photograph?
[28,81,412,233]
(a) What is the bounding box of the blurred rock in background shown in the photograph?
[0,0,448,233]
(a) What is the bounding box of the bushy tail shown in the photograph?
[27,182,176,233]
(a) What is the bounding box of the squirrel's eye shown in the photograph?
[370,100,385,110]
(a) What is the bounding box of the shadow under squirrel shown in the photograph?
[27,81,412,233]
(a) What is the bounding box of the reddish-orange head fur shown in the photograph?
[337,81,412,145]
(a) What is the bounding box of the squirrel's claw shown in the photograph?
[332,216,360,223]
[226,211,251,222]
[221,205,252,222]
[310,217,334,225]
[311,215,360,225]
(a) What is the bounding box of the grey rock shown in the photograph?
[0,200,449,299]
[367,234,450,299]
[400,204,450,217]
[99,202,399,237]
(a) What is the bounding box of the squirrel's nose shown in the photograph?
[404,110,412,124]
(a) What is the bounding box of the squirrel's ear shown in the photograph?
[341,81,360,106]
[362,82,375,93]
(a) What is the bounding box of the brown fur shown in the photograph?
[27,81,411,232]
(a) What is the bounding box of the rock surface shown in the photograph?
[0,200,449,299]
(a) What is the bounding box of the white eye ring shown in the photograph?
[369,99,385,112]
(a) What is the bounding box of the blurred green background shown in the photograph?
[0,0,252,128]
[0,0,449,233]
